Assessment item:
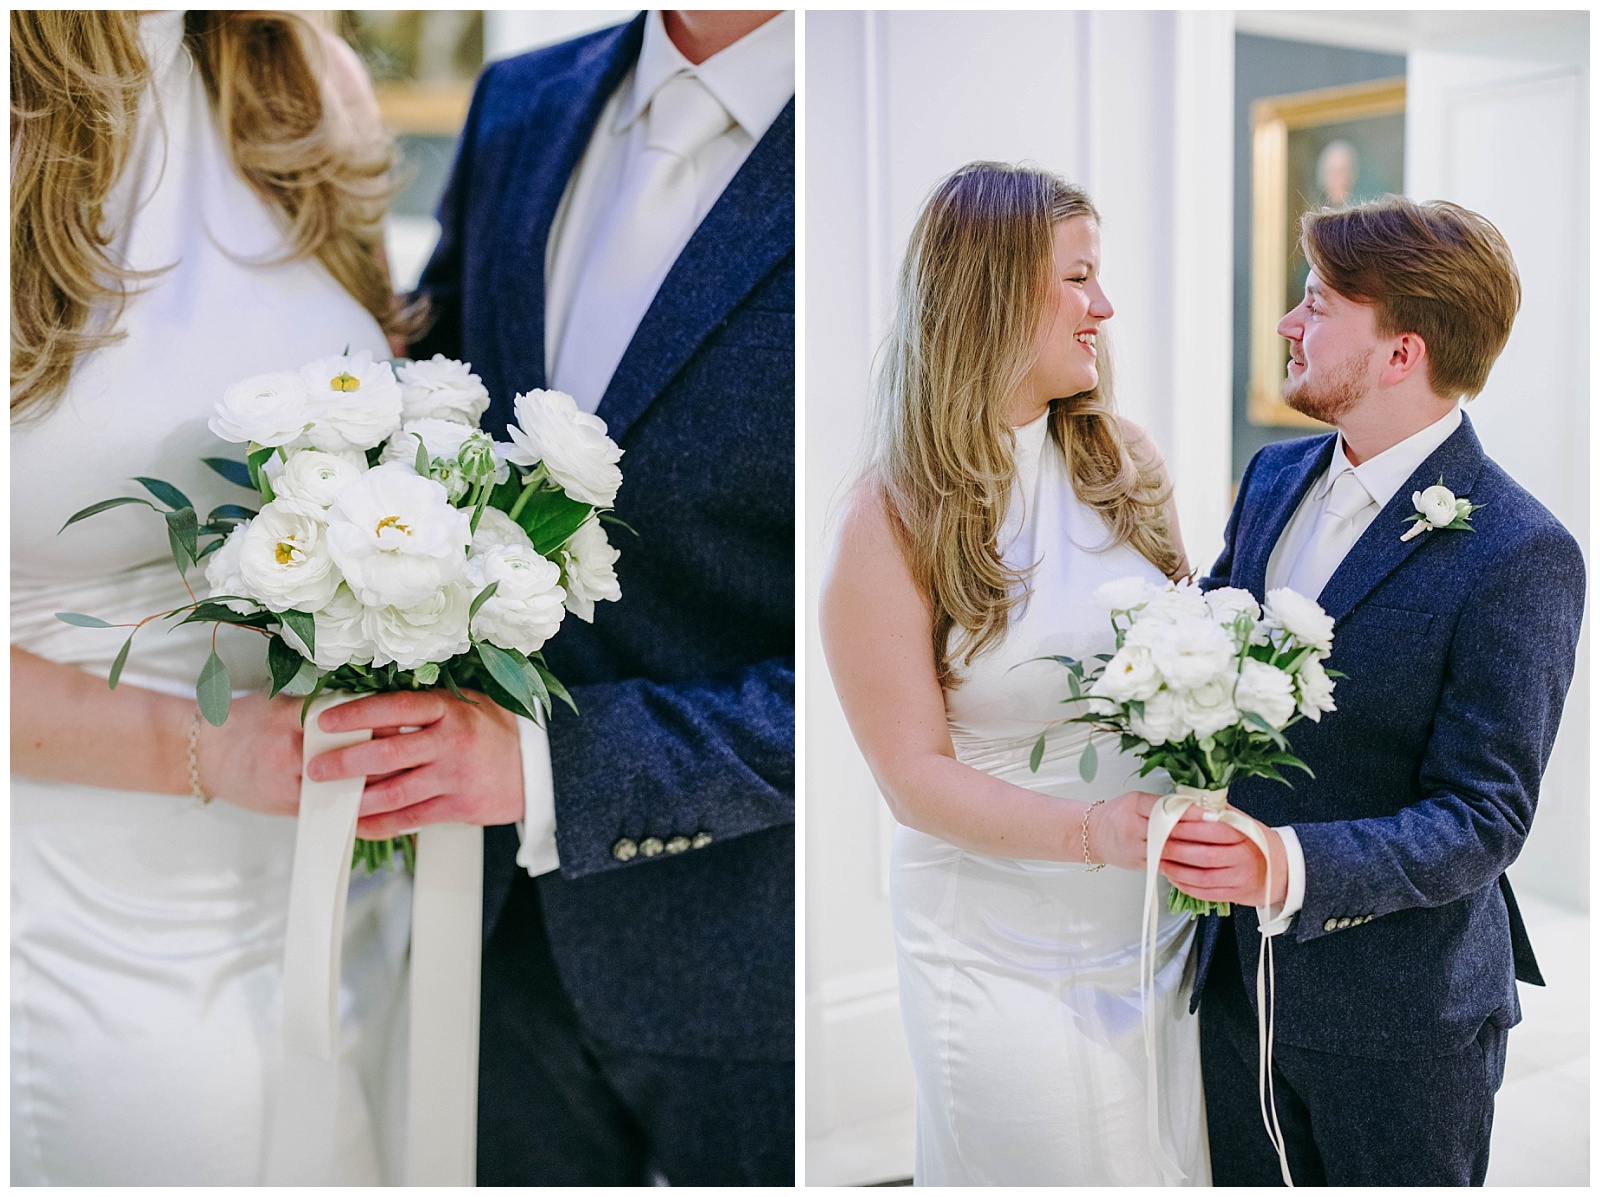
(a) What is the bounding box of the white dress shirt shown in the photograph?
[1255,403,1463,934]
[514,12,796,877]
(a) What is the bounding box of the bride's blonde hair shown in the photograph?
[10,10,407,420]
[867,162,1179,687]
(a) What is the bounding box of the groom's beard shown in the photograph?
[1283,347,1372,424]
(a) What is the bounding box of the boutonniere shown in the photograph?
[1400,476,1483,542]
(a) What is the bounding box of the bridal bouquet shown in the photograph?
[58,351,624,869]
[1032,578,1338,916]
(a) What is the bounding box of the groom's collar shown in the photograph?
[1327,403,1462,509]
[617,11,795,143]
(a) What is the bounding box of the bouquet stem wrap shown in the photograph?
[262,693,483,1186]
[1141,784,1293,1187]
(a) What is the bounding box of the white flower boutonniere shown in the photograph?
[1401,477,1483,542]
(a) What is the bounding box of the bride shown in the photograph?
[820,162,1209,1185]
[11,11,413,1184]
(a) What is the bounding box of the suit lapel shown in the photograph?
[495,16,646,399]
[594,99,795,444]
[1317,415,1487,624]
[1238,437,1335,598]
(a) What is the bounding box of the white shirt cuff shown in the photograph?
[1255,824,1304,936]
[513,715,560,877]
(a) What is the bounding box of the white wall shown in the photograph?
[804,11,1235,1183]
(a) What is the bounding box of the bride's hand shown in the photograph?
[195,694,306,818]
[1085,790,1163,870]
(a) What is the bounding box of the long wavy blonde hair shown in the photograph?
[10,10,405,420]
[868,162,1180,687]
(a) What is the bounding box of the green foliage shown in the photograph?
[135,476,193,511]
[55,612,115,628]
[196,651,231,726]
[60,495,156,532]
[203,457,254,489]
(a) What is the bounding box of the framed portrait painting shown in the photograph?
[1248,77,1406,427]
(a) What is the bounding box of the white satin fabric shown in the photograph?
[11,13,408,1184]
[891,411,1209,1185]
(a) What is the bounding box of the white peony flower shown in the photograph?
[560,517,622,622]
[1176,677,1240,740]
[503,389,624,507]
[1143,615,1236,691]
[210,371,311,447]
[237,502,342,613]
[325,463,472,609]
[397,355,491,425]
[1094,576,1160,613]
[467,544,567,655]
[1091,645,1162,704]
[1263,588,1335,651]
[270,450,366,520]
[1295,655,1338,721]
[203,524,257,614]
[1413,484,1458,528]
[365,582,473,671]
[1234,657,1297,730]
[297,351,404,453]
[471,507,536,555]
[1128,688,1190,746]
[310,583,376,671]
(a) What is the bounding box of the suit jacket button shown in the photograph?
[692,831,713,849]
[1337,917,1352,929]
[639,836,665,857]
[665,835,691,855]
[1324,918,1338,932]
[613,838,638,862]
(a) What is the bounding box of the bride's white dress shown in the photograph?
[891,411,1209,1185]
[11,13,409,1185]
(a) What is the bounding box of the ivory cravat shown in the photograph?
[1282,468,1374,601]
[550,71,733,409]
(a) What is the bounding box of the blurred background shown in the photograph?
[805,9,1588,1186]
[335,10,632,291]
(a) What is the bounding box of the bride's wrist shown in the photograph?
[1080,799,1107,869]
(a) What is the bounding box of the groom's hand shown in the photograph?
[306,690,524,838]
[1158,810,1289,909]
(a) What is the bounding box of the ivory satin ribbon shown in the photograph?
[1141,784,1293,1187]
[262,692,484,1186]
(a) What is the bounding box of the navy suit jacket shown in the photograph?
[1193,415,1583,1058]
[413,15,794,1063]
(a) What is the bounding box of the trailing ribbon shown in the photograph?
[263,692,483,1186]
[1141,784,1292,1187]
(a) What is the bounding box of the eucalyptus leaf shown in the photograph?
[108,632,135,689]
[280,609,316,659]
[267,635,305,698]
[475,642,539,717]
[60,495,155,532]
[1028,734,1046,773]
[196,651,231,726]
[203,456,254,489]
[165,506,200,571]
[55,611,116,628]
[1079,737,1099,782]
[135,476,193,512]
[531,659,577,715]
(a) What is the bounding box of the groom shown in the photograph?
[1160,197,1584,1185]
[400,9,795,1185]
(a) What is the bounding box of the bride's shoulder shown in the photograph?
[1117,416,1166,472]
[312,27,384,155]
[829,476,899,561]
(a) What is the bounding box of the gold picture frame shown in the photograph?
[1248,77,1406,427]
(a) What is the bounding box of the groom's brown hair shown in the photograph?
[1300,196,1520,400]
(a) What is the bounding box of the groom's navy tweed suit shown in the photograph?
[412,15,793,1185]
[1194,415,1583,1185]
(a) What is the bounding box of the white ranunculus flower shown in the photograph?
[1128,688,1190,746]
[204,524,257,614]
[1263,588,1335,651]
[237,502,342,613]
[470,507,536,555]
[504,389,624,507]
[467,545,567,655]
[560,517,622,622]
[1144,615,1236,691]
[311,583,375,671]
[397,355,491,425]
[1206,585,1268,647]
[1234,658,1297,730]
[1094,576,1160,613]
[1137,583,1211,626]
[365,582,473,671]
[210,371,311,447]
[380,420,508,500]
[270,450,366,520]
[297,351,404,453]
[325,463,472,609]
[1177,677,1240,740]
[1295,655,1338,721]
[1091,645,1162,704]
[1413,484,1458,527]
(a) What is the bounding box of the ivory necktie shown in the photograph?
[1282,468,1374,601]
[551,71,734,409]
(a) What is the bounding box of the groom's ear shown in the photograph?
[1379,331,1429,388]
